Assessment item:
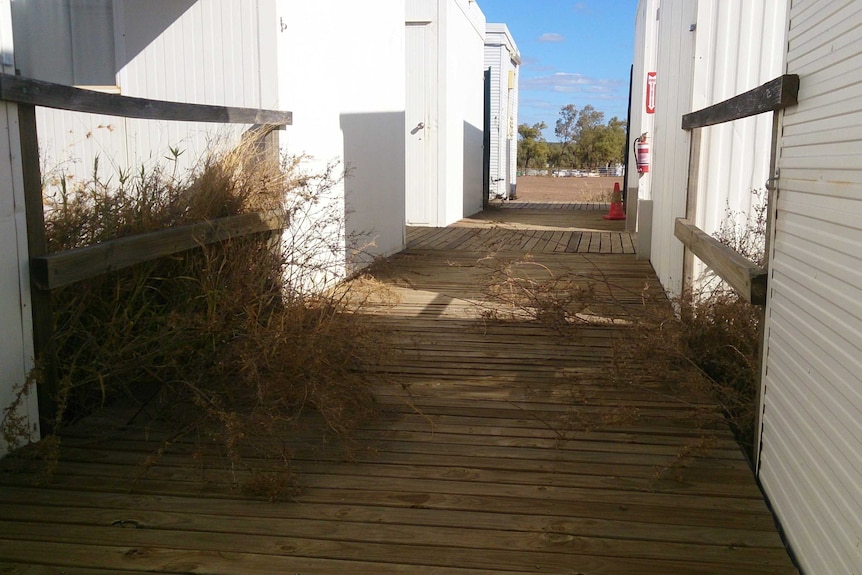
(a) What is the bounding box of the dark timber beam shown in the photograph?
[31,211,285,291]
[674,218,767,305]
[681,74,799,130]
[0,74,292,125]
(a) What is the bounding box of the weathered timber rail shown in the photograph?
[3,74,292,427]
[0,204,798,574]
[676,74,799,305]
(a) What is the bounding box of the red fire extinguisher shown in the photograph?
[635,134,649,174]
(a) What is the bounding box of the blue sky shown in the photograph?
[478,0,639,141]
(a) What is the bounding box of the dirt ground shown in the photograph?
[513,176,622,203]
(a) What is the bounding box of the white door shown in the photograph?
[405,22,436,226]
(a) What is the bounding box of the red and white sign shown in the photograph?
[646,72,657,114]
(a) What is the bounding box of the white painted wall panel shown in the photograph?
[278,1,406,269]
[508,55,518,197]
[629,0,659,251]
[406,0,436,22]
[628,0,658,203]
[445,0,485,223]
[758,1,862,573]
[0,101,39,456]
[446,0,485,220]
[405,0,485,227]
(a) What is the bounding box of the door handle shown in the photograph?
[410,122,425,135]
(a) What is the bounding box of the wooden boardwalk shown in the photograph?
[0,204,798,574]
[408,203,635,255]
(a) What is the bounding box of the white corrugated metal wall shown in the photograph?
[689,0,787,282]
[27,0,278,188]
[629,0,658,254]
[758,1,862,573]
[646,0,697,297]
[633,0,787,296]
[484,41,503,198]
[0,0,38,455]
[484,23,519,201]
[117,0,276,172]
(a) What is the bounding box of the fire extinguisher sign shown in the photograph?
[646,72,656,114]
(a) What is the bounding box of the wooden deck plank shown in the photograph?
[0,535,794,575]
[0,497,785,550]
[612,231,624,253]
[443,227,480,250]
[578,232,592,253]
[564,231,583,252]
[405,226,436,247]
[0,539,531,575]
[0,515,793,573]
[625,232,638,254]
[0,485,784,540]
[0,203,797,575]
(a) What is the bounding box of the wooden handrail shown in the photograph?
[31,211,285,291]
[681,74,799,130]
[3,74,294,429]
[677,74,800,304]
[674,218,767,305]
[0,74,292,125]
[4,73,295,293]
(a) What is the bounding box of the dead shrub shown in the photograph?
[618,285,762,462]
[475,253,602,335]
[609,189,768,463]
[475,190,767,465]
[2,138,387,496]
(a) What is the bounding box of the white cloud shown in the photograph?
[538,33,565,43]
[521,72,621,97]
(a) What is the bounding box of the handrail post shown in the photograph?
[18,103,57,431]
[682,128,702,294]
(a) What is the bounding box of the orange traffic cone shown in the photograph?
[603,182,626,220]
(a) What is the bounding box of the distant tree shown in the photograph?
[547,146,562,170]
[518,122,549,169]
[573,105,606,168]
[554,104,578,158]
[600,116,627,165]
[577,116,627,168]
[549,143,576,169]
[546,142,566,170]
[522,107,626,170]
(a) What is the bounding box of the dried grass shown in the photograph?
[475,190,767,466]
[2,137,387,497]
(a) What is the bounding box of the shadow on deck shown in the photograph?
[0,204,797,574]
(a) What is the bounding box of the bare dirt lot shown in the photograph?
[514,176,622,203]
